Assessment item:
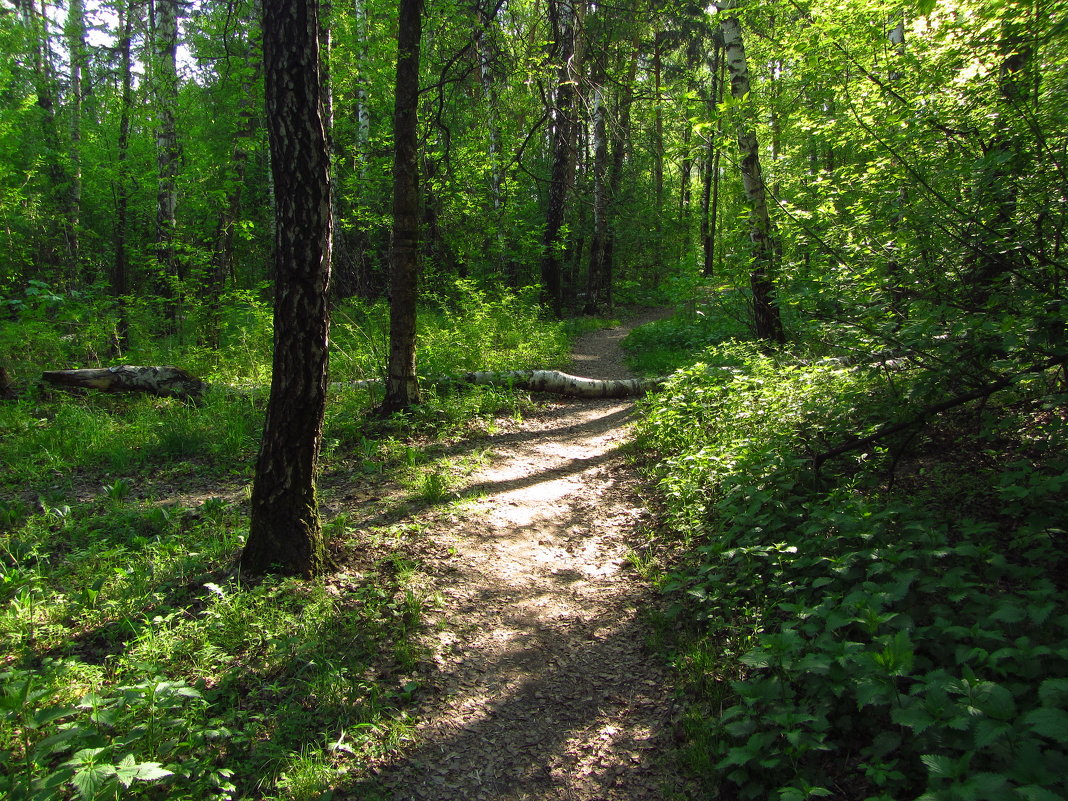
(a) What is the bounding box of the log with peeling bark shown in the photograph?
[41,366,207,400]
[39,365,661,401]
[456,370,662,398]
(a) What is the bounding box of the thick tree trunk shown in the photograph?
[381,0,422,412]
[242,0,332,578]
[720,13,785,343]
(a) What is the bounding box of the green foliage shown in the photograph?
[623,294,750,375]
[637,342,1068,800]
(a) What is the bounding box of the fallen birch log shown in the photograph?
[456,370,662,398]
[42,366,207,400]
[41,366,662,401]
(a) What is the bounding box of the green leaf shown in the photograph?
[32,705,78,727]
[71,764,114,799]
[917,0,937,17]
[1039,678,1068,707]
[1024,707,1068,742]
[920,753,959,779]
[892,703,935,735]
[1015,786,1068,801]
[112,754,173,787]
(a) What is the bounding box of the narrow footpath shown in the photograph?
[367,309,684,800]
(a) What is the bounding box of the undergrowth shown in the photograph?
[631,329,1068,800]
[0,277,569,799]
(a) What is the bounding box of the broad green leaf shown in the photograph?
[71,764,114,799]
[1039,678,1068,707]
[1024,707,1068,743]
[1015,786,1067,801]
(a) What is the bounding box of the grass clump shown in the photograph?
[635,341,1068,801]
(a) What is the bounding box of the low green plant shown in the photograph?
[636,340,1068,800]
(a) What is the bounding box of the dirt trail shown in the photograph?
[367,309,682,800]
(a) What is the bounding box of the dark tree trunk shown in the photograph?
[701,43,723,277]
[113,2,135,348]
[602,38,639,310]
[381,0,422,412]
[242,0,332,578]
[66,0,87,277]
[153,0,181,322]
[541,0,583,315]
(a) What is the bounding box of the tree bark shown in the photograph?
[541,0,584,315]
[153,0,181,321]
[242,0,332,578]
[719,11,785,343]
[601,37,639,310]
[65,0,87,277]
[113,2,136,348]
[380,0,422,413]
[701,42,724,277]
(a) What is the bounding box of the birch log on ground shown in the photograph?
[41,366,207,400]
[40,366,662,400]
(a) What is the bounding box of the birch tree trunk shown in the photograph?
[381,0,422,412]
[242,0,332,578]
[719,11,784,343]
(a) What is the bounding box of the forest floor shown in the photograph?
[345,308,687,800]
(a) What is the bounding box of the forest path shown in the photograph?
[365,308,684,800]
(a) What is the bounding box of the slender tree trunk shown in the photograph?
[702,44,723,276]
[381,0,422,412]
[153,0,181,323]
[970,8,1033,298]
[65,0,87,277]
[886,14,908,319]
[720,13,784,343]
[476,0,505,274]
[602,37,639,309]
[652,29,664,275]
[346,0,376,298]
[541,0,583,315]
[113,2,135,348]
[586,58,609,312]
[20,0,74,279]
[242,0,332,578]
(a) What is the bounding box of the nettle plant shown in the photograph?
[640,343,1068,801]
[0,661,237,801]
